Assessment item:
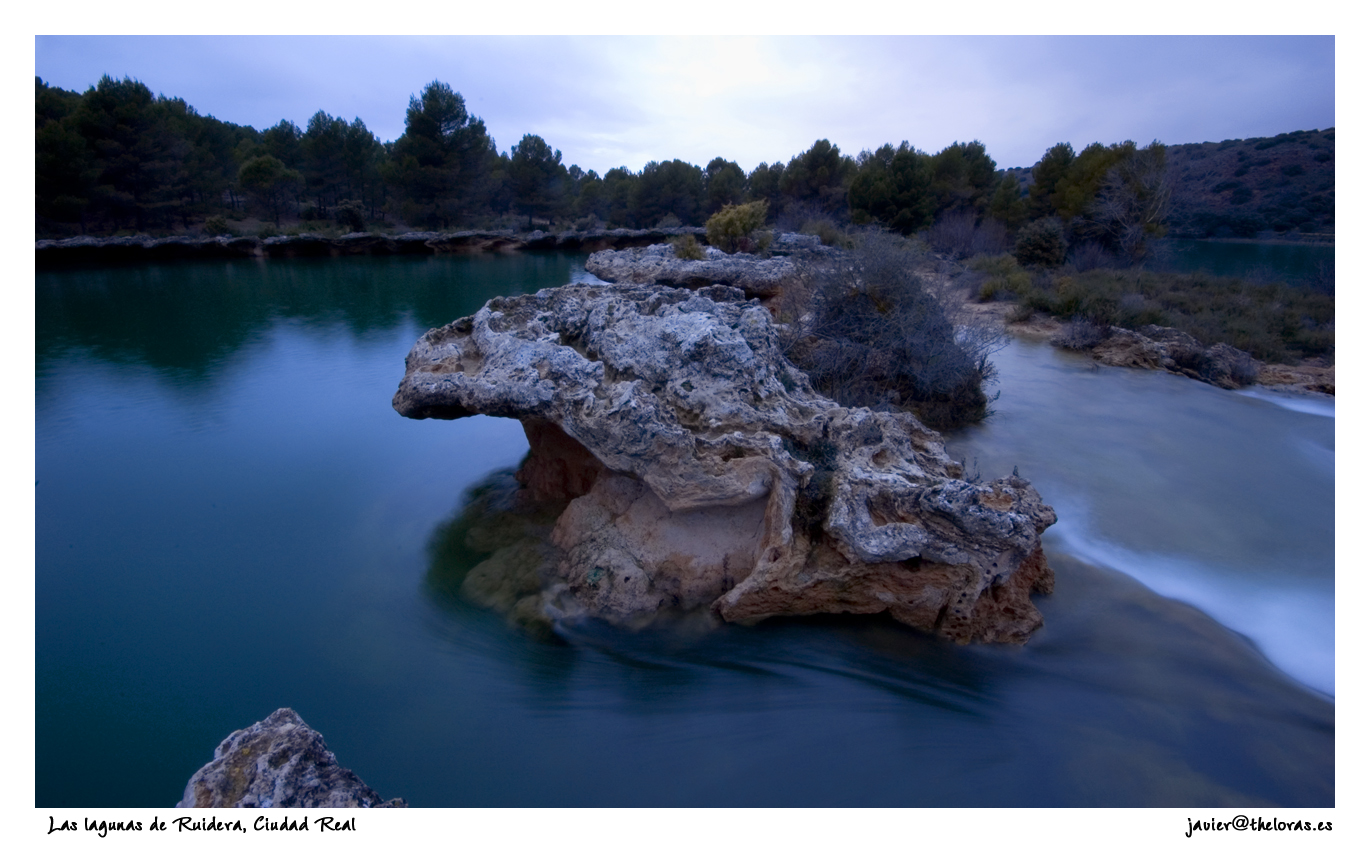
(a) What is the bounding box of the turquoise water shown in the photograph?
[1148,239,1334,287]
[35,255,1333,807]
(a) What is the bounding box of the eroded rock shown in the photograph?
[178,708,405,808]
[1068,325,1260,389]
[395,282,1055,643]
[584,242,804,300]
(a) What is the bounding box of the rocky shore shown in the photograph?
[35,226,709,267]
[394,280,1056,643]
[977,302,1335,395]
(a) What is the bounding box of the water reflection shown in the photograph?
[35,253,586,381]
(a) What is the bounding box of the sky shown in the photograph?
[33,34,1335,173]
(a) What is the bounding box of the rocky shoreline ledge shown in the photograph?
[978,302,1335,395]
[35,226,709,267]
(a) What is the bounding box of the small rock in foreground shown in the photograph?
[178,708,406,808]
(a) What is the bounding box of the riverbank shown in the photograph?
[969,300,1335,395]
[34,227,707,268]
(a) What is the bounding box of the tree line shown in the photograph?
[36,75,1172,260]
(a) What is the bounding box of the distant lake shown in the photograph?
[1147,239,1334,286]
[36,254,1332,807]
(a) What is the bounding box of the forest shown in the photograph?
[36,75,1334,259]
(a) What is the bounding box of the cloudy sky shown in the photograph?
[34,35,1334,173]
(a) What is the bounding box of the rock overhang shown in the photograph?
[395,281,1056,643]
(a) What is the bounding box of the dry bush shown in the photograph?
[783,228,1005,429]
[1054,316,1110,350]
[671,234,705,260]
[924,211,1010,259]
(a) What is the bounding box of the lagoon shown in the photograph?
[35,254,1333,807]
[1147,238,1334,287]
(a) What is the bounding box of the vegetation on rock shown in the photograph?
[705,200,771,254]
[671,234,705,260]
[782,229,1005,429]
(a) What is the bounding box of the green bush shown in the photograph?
[671,234,705,261]
[800,218,853,248]
[335,200,367,233]
[970,253,1033,301]
[1014,217,1067,267]
[706,200,770,254]
[203,216,232,236]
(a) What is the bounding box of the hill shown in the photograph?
[1001,128,1334,241]
[1165,128,1334,239]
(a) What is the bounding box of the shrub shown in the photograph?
[784,229,1005,429]
[969,253,1033,301]
[706,200,771,254]
[1054,316,1110,350]
[657,213,683,229]
[573,215,602,232]
[1066,240,1120,272]
[801,218,852,248]
[257,224,280,239]
[923,210,1008,259]
[1014,217,1067,267]
[335,200,367,233]
[671,234,705,261]
[203,216,232,236]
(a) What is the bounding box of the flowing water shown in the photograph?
[35,254,1333,808]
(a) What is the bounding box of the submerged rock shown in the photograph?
[178,708,406,808]
[395,282,1055,643]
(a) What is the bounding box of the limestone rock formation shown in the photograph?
[584,242,806,301]
[395,282,1056,643]
[1084,325,1260,389]
[177,708,406,808]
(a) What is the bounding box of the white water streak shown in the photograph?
[1046,502,1334,698]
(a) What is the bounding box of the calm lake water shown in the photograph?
[35,254,1333,808]
[1147,239,1334,287]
